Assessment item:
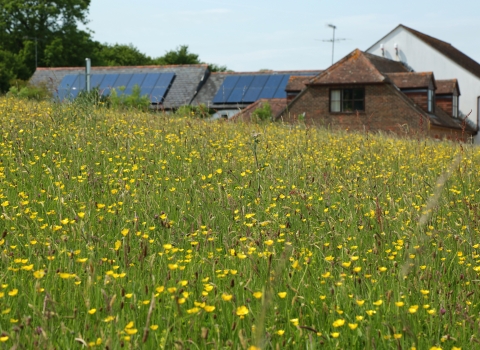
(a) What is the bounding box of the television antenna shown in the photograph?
[322,24,348,65]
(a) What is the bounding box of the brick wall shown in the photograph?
[436,96,453,117]
[403,92,430,112]
[280,84,430,136]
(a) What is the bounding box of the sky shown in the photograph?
[83,0,480,72]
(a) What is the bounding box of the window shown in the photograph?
[428,89,434,113]
[452,95,458,118]
[330,88,365,112]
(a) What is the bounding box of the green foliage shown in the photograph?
[153,45,201,65]
[95,43,154,66]
[109,84,150,110]
[251,101,273,123]
[6,80,51,100]
[0,0,95,91]
[175,104,214,119]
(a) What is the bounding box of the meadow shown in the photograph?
[0,96,479,349]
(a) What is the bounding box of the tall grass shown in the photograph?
[0,96,479,349]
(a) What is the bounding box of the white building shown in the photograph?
[367,24,480,142]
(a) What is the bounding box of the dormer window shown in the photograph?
[330,88,365,112]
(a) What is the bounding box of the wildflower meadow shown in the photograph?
[0,96,479,349]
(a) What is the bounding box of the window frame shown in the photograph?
[452,95,458,118]
[329,87,365,113]
[427,89,434,113]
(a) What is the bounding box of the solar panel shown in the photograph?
[149,73,175,103]
[57,74,78,100]
[212,76,240,104]
[112,74,133,95]
[124,73,147,95]
[273,75,291,98]
[90,74,105,89]
[70,74,85,98]
[242,75,269,103]
[156,72,175,87]
[258,75,285,99]
[141,73,161,96]
[150,87,168,103]
[226,75,254,103]
[98,74,119,96]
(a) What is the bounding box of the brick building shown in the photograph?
[278,49,476,141]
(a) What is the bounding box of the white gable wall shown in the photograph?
[367,26,480,142]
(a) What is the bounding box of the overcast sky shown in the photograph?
[84,0,480,72]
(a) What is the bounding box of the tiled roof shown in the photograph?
[309,49,404,85]
[385,72,435,89]
[363,52,410,73]
[435,79,459,95]
[430,104,475,132]
[230,98,287,122]
[29,65,209,109]
[192,70,321,109]
[285,76,310,91]
[401,25,480,80]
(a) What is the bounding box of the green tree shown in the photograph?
[0,0,95,91]
[153,45,201,65]
[95,43,154,66]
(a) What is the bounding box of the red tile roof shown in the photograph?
[230,98,287,122]
[309,49,405,85]
[435,79,460,95]
[285,76,310,91]
[385,72,436,89]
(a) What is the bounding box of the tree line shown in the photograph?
[0,0,228,92]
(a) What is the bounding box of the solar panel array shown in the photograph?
[57,72,176,103]
[212,74,294,104]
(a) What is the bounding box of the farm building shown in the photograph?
[277,49,476,141]
[366,24,480,142]
[29,64,210,109]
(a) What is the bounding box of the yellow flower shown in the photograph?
[125,328,137,335]
[33,270,45,279]
[373,300,383,306]
[236,305,249,316]
[1,201,9,207]
[332,319,345,327]
[395,301,405,307]
[150,325,159,330]
[265,240,274,246]
[290,318,299,326]
[278,292,287,298]
[331,332,340,338]
[8,289,18,297]
[88,308,97,314]
[420,289,430,295]
[276,330,285,335]
[356,300,365,306]
[408,305,419,313]
[204,305,215,312]
[378,267,387,272]
[221,293,233,301]
[21,264,34,271]
[0,336,8,342]
[121,228,129,236]
[348,323,358,330]
[253,291,263,299]
[393,333,402,339]
[114,240,122,251]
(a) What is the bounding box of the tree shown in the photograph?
[153,45,201,65]
[95,43,154,67]
[0,0,95,91]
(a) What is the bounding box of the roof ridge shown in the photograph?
[35,64,209,71]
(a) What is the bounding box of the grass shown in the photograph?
[0,96,479,349]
